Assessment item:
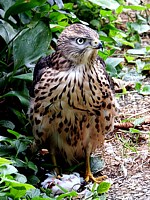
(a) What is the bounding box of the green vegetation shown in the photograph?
[0,0,149,199]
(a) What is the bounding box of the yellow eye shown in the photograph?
[76,38,86,45]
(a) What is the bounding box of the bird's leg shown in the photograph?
[50,152,60,176]
[85,145,107,183]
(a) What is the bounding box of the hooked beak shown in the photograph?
[91,39,103,50]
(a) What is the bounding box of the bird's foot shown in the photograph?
[85,173,107,183]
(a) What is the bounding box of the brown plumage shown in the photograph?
[29,23,116,182]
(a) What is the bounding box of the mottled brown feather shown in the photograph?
[29,23,116,167]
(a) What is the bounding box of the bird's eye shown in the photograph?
[76,38,86,45]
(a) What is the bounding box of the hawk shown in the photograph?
[29,23,116,183]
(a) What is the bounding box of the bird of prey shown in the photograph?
[29,23,116,183]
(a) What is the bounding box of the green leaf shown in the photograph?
[0,158,12,165]
[130,23,150,34]
[116,5,123,14]
[49,12,68,22]
[129,128,140,133]
[0,120,15,130]
[140,85,150,95]
[12,140,28,155]
[0,20,17,44]
[124,55,135,63]
[56,190,78,200]
[134,117,145,127]
[100,35,115,43]
[136,59,145,73]
[27,161,38,173]
[10,186,26,199]
[135,82,142,92]
[4,0,47,20]
[13,21,51,69]
[2,177,35,190]
[7,129,20,138]
[97,182,111,194]
[146,4,150,9]
[1,91,29,107]
[25,188,41,198]
[88,0,120,10]
[106,57,124,76]
[0,145,14,156]
[143,63,150,71]
[106,57,124,68]
[124,5,146,10]
[14,173,27,183]
[13,73,33,81]
[0,164,18,175]
[127,48,147,55]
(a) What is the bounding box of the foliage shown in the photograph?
[0,0,150,199]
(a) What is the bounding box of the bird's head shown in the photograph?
[57,24,102,64]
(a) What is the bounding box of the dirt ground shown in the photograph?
[104,6,150,199]
[103,80,150,199]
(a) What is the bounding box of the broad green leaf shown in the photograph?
[0,164,18,175]
[114,37,134,48]
[143,64,150,71]
[7,129,20,138]
[14,173,27,183]
[136,59,145,73]
[64,3,73,10]
[2,177,35,190]
[13,73,33,81]
[116,5,123,14]
[97,182,111,194]
[25,188,41,198]
[100,35,115,43]
[0,145,14,156]
[0,195,8,200]
[12,140,28,155]
[124,5,146,10]
[146,4,150,9]
[124,55,135,63]
[4,0,47,20]
[10,186,26,199]
[27,161,38,173]
[27,175,40,185]
[0,158,12,165]
[88,0,120,10]
[146,46,150,52]
[134,117,145,127]
[56,190,78,200]
[129,128,140,133]
[0,120,15,130]
[140,85,150,95]
[49,12,68,22]
[135,82,142,92]
[130,23,150,34]
[127,48,147,55]
[1,91,29,107]
[13,21,51,69]
[106,57,124,77]
[0,20,17,43]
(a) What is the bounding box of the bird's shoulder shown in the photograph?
[29,51,70,97]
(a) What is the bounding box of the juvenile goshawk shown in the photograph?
[29,23,116,183]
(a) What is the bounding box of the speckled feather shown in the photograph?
[29,24,116,165]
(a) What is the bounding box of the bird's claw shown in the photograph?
[85,173,107,183]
